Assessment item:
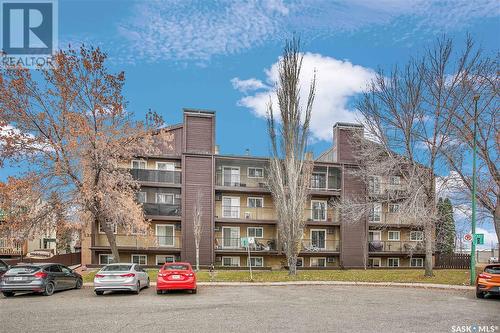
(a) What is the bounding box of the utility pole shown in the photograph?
[470,95,479,285]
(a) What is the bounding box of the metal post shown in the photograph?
[247,244,253,281]
[470,95,479,285]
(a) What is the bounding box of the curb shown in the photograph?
[83,281,473,291]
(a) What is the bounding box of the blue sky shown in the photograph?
[3,0,500,244]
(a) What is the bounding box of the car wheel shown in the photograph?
[43,282,55,296]
[476,289,485,299]
[95,290,104,296]
[192,288,197,294]
[146,278,150,288]
[2,291,14,298]
[75,278,83,289]
[133,281,140,295]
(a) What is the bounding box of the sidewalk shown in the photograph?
[82,280,473,290]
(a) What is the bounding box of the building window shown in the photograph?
[388,204,400,213]
[156,224,175,247]
[156,255,175,265]
[131,254,147,265]
[222,227,240,248]
[369,203,382,222]
[131,160,146,169]
[310,257,327,267]
[222,256,240,267]
[156,162,175,171]
[98,222,117,234]
[223,167,240,186]
[410,258,424,267]
[247,167,264,178]
[311,200,327,221]
[99,254,113,265]
[222,196,240,218]
[368,176,381,194]
[390,176,401,185]
[388,258,400,267]
[247,197,264,208]
[368,231,381,242]
[311,229,327,249]
[296,257,304,267]
[410,231,424,241]
[247,227,263,238]
[137,191,147,203]
[388,231,400,241]
[311,173,326,189]
[368,258,381,267]
[156,193,174,204]
[248,257,263,267]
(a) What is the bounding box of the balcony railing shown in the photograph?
[368,241,425,252]
[301,239,341,252]
[95,234,181,249]
[215,172,268,189]
[0,239,23,255]
[216,205,338,223]
[368,213,420,225]
[130,169,181,184]
[143,203,181,216]
[214,238,277,251]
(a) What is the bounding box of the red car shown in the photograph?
[156,262,197,294]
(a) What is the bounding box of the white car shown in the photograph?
[93,263,150,295]
[488,257,499,264]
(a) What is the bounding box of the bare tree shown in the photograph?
[267,38,315,275]
[0,46,165,262]
[349,36,481,276]
[193,189,203,271]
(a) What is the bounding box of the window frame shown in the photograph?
[410,231,424,241]
[368,257,381,267]
[310,229,327,249]
[388,203,400,213]
[99,254,113,265]
[155,224,175,247]
[221,256,240,267]
[390,176,401,185]
[368,230,382,241]
[247,197,264,208]
[369,203,382,222]
[247,167,264,178]
[296,257,304,267]
[137,191,147,203]
[311,200,327,221]
[222,226,241,249]
[410,258,424,267]
[248,256,264,267]
[310,172,327,189]
[247,227,264,239]
[98,222,117,234]
[131,159,147,169]
[156,192,174,205]
[369,176,381,194]
[310,257,327,268]
[155,255,175,266]
[131,254,147,265]
[222,196,240,218]
[222,166,241,186]
[387,230,401,241]
[388,257,400,267]
[155,161,175,171]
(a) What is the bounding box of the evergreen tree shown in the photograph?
[436,198,456,254]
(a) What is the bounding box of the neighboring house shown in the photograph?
[80,109,431,269]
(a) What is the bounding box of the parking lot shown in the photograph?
[0,285,499,332]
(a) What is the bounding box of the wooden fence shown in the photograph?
[435,253,470,269]
[4,252,81,267]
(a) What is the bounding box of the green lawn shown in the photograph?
[83,269,472,285]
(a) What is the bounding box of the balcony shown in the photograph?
[142,203,181,217]
[301,239,341,253]
[214,238,277,252]
[215,172,268,191]
[369,213,421,226]
[93,234,182,250]
[368,241,425,253]
[0,239,23,256]
[130,169,181,185]
[215,206,339,224]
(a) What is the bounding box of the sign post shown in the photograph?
[241,237,254,281]
[470,95,480,285]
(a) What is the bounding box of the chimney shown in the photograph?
[332,122,364,163]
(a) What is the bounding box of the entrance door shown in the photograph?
[311,230,326,249]
[223,167,240,186]
[156,225,175,247]
[222,227,240,248]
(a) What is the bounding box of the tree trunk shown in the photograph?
[287,254,297,275]
[424,224,434,277]
[101,221,120,263]
[195,246,200,271]
[494,200,500,248]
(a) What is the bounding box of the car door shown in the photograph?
[135,265,147,285]
[47,265,65,290]
[60,265,76,289]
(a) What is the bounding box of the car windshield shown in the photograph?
[101,265,132,272]
[485,266,500,274]
[163,264,190,270]
[7,266,40,274]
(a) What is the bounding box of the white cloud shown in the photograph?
[231,78,268,93]
[235,52,375,141]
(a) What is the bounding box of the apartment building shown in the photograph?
[81,109,428,269]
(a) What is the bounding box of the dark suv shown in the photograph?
[0,263,83,297]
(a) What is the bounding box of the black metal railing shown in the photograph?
[143,203,181,216]
[368,241,425,252]
[214,238,277,251]
[130,169,181,184]
[301,239,341,252]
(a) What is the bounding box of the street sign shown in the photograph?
[248,237,255,245]
[475,233,484,245]
[241,237,249,247]
[464,234,473,242]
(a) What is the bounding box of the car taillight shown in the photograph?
[478,273,492,279]
[120,273,135,278]
[34,271,48,279]
[187,273,194,277]
[95,274,105,278]
[158,272,167,277]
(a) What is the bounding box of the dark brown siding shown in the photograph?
[334,126,363,163]
[340,165,367,267]
[184,113,214,154]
